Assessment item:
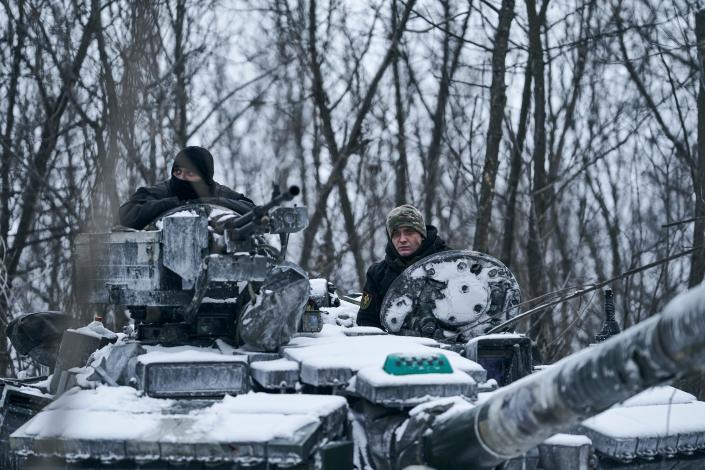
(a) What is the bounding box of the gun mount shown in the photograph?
[74,185,309,347]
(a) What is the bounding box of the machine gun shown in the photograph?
[222,185,301,240]
[74,184,309,348]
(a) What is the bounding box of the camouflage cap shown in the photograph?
[386,204,427,238]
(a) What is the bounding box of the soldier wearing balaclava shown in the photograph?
[119,146,253,230]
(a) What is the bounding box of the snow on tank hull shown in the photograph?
[5,197,705,468]
[8,298,705,470]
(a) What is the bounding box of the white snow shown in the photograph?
[543,433,592,447]
[167,210,199,218]
[408,396,475,424]
[383,295,414,330]
[187,412,318,442]
[202,296,238,303]
[71,321,118,340]
[15,387,334,445]
[207,392,346,417]
[342,326,386,336]
[619,386,695,407]
[466,333,525,344]
[20,409,163,440]
[321,299,359,327]
[18,386,51,399]
[138,345,247,364]
[356,366,475,386]
[250,358,299,372]
[46,386,174,413]
[154,210,198,229]
[581,401,705,438]
[309,278,328,296]
[283,332,484,380]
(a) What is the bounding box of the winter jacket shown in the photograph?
[356,225,449,329]
[118,180,254,230]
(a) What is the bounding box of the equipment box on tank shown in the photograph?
[73,231,168,305]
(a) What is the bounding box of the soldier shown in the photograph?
[119,146,254,230]
[357,204,450,329]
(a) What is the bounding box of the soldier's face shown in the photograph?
[392,227,423,257]
[173,167,203,182]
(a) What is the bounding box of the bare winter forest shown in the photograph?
[0,0,704,381]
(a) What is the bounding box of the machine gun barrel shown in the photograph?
[423,282,705,469]
[227,185,300,239]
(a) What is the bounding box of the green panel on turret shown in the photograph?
[383,353,453,375]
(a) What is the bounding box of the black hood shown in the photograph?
[172,146,215,184]
[170,146,216,200]
[385,224,447,270]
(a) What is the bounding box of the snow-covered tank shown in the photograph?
[3,197,705,469]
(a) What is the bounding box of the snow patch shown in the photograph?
[356,366,474,387]
[619,386,694,407]
[139,345,247,364]
[581,402,705,438]
[543,433,592,447]
[208,393,346,417]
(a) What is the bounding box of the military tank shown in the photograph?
[2,191,705,470]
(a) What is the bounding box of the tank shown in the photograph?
[2,200,705,470]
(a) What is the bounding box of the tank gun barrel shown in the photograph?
[423,282,705,469]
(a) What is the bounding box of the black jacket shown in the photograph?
[356,225,449,329]
[118,180,254,230]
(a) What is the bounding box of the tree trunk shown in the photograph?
[473,0,515,252]
[691,9,705,288]
[173,0,188,147]
[299,0,416,273]
[526,0,549,300]
[1,0,25,251]
[423,1,469,222]
[392,0,409,206]
[2,0,99,376]
[501,64,532,267]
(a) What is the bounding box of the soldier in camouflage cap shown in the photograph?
[386,204,427,239]
[357,204,450,330]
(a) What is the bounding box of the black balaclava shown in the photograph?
[170,146,216,200]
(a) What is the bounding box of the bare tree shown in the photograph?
[474,0,515,252]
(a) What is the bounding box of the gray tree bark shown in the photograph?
[690,9,705,288]
[473,0,515,253]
